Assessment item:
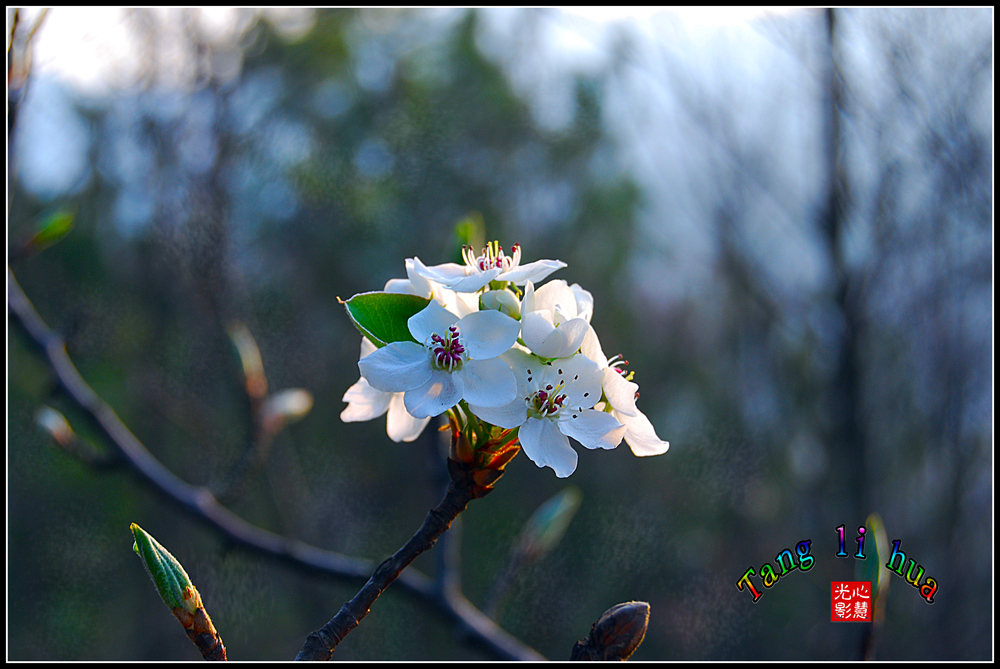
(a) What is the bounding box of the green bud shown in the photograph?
[479,289,521,320]
[130,523,198,615]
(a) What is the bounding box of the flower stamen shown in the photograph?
[428,325,467,372]
[462,241,522,275]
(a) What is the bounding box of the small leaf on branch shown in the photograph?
[342,291,430,348]
[130,524,227,661]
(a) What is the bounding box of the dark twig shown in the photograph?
[296,460,480,661]
[7,267,542,661]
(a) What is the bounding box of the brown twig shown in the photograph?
[295,459,480,660]
[7,267,543,661]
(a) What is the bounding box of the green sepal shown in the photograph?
[130,523,197,614]
[342,291,430,348]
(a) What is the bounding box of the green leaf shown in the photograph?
[130,523,197,614]
[343,291,430,348]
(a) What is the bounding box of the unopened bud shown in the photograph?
[571,601,650,661]
[480,289,521,319]
[35,406,75,449]
[227,322,267,401]
[130,523,197,615]
[262,388,314,426]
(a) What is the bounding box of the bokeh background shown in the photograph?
[7,7,993,661]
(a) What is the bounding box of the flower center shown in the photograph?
[428,325,467,372]
[462,241,521,274]
[527,381,568,419]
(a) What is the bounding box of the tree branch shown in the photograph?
[7,267,542,661]
[296,461,478,660]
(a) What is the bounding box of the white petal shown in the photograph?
[409,257,468,284]
[359,337,377,359]
[618,409,670,457]
[403,258,435,297]
[459,310,521,360]
[449,289,481,318]
[340,377,392,422]
[522,313,589,359]
[558,409,626,450]
[403,370,463,418]
[460,357,517,407]
[500,259,566,285]
[580,324,607,367]
[533,280,577,320]
[384,278,418,295]
[502,348,543,398]
[521,281,536,313]
[542,354,603,409]
[408,300,459,343]
[520,310,557,352]
[467,399,527,429]
[602,367,638,417]
[443,269,500,293]
[357,341,431,392]
[519,418,578,478]
[570,283,594,323]
[386,393,431,442]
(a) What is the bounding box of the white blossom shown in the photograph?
[469,349,626,478]
[580,325,670,457]
[357,300,520,418]
[410,241,566,293]
[341,338,431,442]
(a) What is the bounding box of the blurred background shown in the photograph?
[7,7,992,661]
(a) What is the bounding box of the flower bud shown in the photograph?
[35,406,75,449]
[131,523,198,615]
[262,388,314,427]
[480,289,521,320]
[571,601,650,661]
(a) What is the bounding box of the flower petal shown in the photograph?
[467,399,527,429]
[602,367,638,417]
[403,370,463,418]
[357,341,431,392]
[569,283,594,323]
[403,257,435,297]
[500,259,566,285]
[519,418,578,478]
[558,409,626,450]
[407,300,459,343]
[541,354,603,410]
[522,312,589,358]
[617,409,670,457]
[386,392,431,442]
[340,377,392,422]
[458,310,521,360]
[533,280,578,321]
[460,357,517,407]
[580,324,607,367]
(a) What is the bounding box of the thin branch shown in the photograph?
[296,460,478,660]
[7,267,543,661]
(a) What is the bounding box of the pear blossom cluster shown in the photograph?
[341,242,669,477]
